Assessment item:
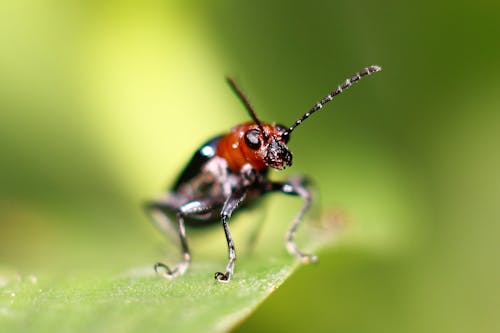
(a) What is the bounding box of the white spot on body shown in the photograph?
[200,145,215,157]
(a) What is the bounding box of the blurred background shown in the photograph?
[1,0,499,332]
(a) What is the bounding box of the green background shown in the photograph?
[1,1,499,332]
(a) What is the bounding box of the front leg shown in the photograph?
[268,177,318,263]
[214,188,247,283]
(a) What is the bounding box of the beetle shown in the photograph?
[145,65,381,283]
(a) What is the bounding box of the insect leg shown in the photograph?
[145,198,222,279]
[144,196,183,244]
[214,189,247,283]
[268,177,318,263]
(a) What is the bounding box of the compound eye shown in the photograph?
[244,129,261,150]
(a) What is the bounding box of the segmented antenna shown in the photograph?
[282,65,382,139]
[226,77,266,136]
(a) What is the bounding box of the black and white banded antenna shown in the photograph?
[282,65,382,140]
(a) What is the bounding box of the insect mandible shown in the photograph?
[145,65,382,283]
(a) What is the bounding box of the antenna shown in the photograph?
[282,65,382,140]
[226,77,266,136]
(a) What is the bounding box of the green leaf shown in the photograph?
[0,215,338,333]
